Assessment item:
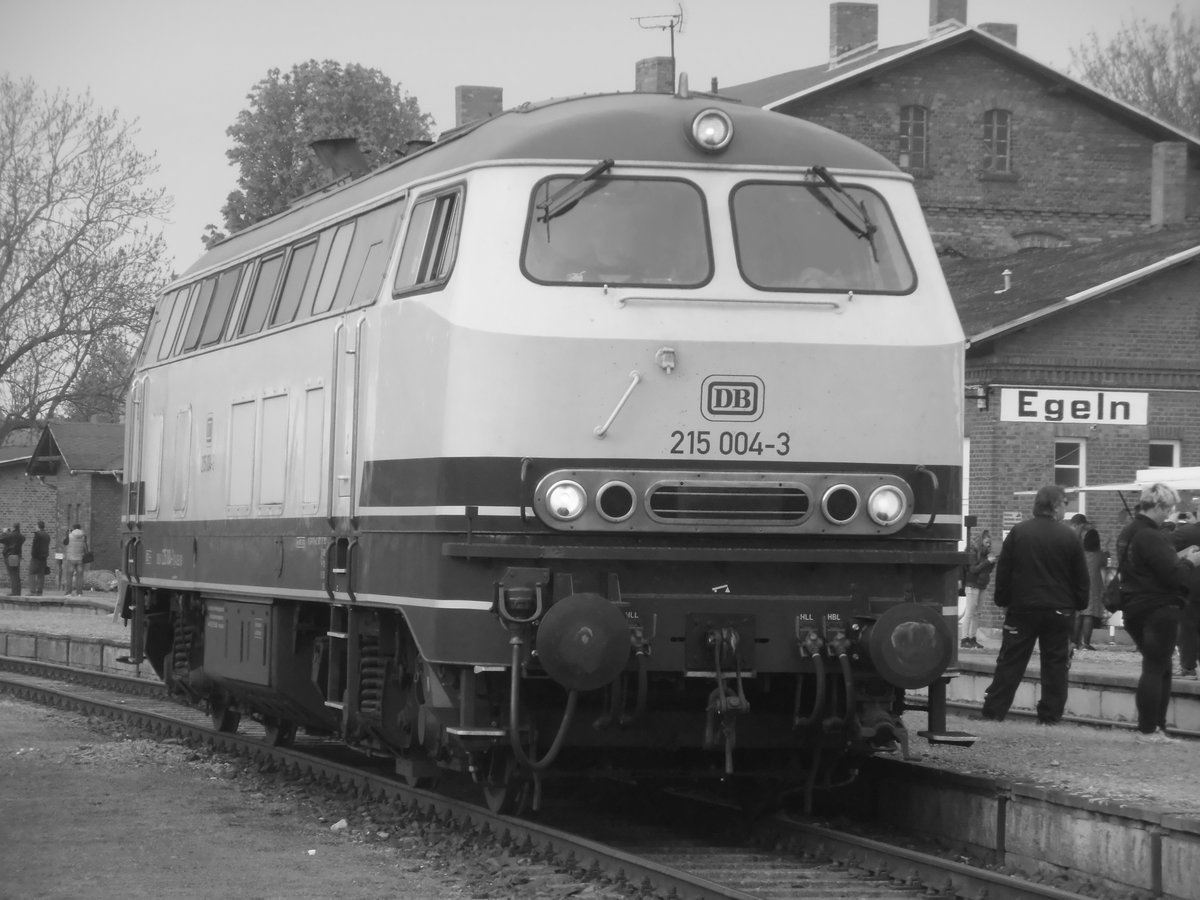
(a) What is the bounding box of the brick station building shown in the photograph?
[717,1,1200,630]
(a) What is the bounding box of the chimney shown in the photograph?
[829,3,878,65]
[309,138,370,180]
[928,0,967,33]
[978,23,1018,46]
[1151,142,1188,226]
[636,57,675,93]
[455,85,503,127]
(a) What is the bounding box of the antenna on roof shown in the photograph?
[633,3,685,66]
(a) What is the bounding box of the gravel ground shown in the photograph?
[0,699,637,900]
[4,604,1199,819]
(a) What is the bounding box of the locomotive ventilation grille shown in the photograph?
[533,469,914,535]
[648,482,808,524]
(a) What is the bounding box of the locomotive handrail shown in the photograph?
[614,293,845,310]
[346,538,358,603]
[323,540,336,602]
[348,316,366,526]
[916,465,940,529]
[594,370,641,438]
[326,322,344,527]
[443,541,968,565]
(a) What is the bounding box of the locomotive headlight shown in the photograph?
[690,109,733,152]
[546,480,587,521]
[867,485,908,526]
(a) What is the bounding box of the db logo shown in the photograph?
[702,375,763,421]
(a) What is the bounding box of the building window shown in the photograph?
[1055,439,1085,516]
[898,105,928,170]
[982,109,1012,173]
[1149,440,1180,469]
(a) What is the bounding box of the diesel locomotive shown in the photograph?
[121,78,966,813]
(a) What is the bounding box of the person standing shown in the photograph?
[961,530,995,649]
[981,485,1089,724]
[64,523,88,597]
[1116,483,1200,743]
[2,523,25,597]
[1069,515,1107,651]
[28,521,50,597]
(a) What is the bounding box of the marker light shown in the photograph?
[546,480,587,521]
[867,485,908,525]
[690,109,733,152]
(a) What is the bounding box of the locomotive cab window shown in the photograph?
[394,189,462,295]
[523,176,710,287]
[732,181,915,293]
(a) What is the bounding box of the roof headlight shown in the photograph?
[546,480,587,521]
[868,485,908,526]
[690,108,733,152]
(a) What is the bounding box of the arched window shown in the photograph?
[982,109,1012,173]
[898,105,928,170]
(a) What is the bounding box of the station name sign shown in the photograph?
[999,388,1148,425]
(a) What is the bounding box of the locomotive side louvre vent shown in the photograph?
[647,482,811,524]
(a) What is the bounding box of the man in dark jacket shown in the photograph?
[981,485,1089,724]
[1,523,24,597]
[29,521,51,597]
[1117,484,1200,742]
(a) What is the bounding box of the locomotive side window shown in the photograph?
[311,222,356,315]
[332,199,406,309]
[731,182,915,293]
[270,239,318,327]
[157,283,197,361]
[393,190,461,294]
[199,265,244,347]
[180,275,218,353]
[141,289,179,364]
[523,176,710,287]
[238,252,285,336]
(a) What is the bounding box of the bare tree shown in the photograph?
[1070,4,1200,135]
[0,76,171,444]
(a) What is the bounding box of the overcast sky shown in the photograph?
[0,0,1183,272]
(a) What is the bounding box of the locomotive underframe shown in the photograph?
[125,535,960,800]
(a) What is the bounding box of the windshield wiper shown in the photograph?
[808,165,879,261]
[536,159,614,224]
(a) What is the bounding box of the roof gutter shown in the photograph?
[968,244,1200,347]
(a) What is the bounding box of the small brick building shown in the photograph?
[20,422,125,574]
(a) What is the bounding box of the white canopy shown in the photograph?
[1015,467,1200,496]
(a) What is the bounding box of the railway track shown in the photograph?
[1,655,1105,899]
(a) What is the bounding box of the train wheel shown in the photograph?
[481,751,530,816]
[209,693,241,733]
[263,717,297,747]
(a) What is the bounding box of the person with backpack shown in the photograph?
[1115,483,1200,743]
[64,524,88,597]
[1168,512,1200,680]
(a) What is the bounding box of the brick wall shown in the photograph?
[51,473,122,571]
[0,466,59,539]
[965,263,1200,627]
